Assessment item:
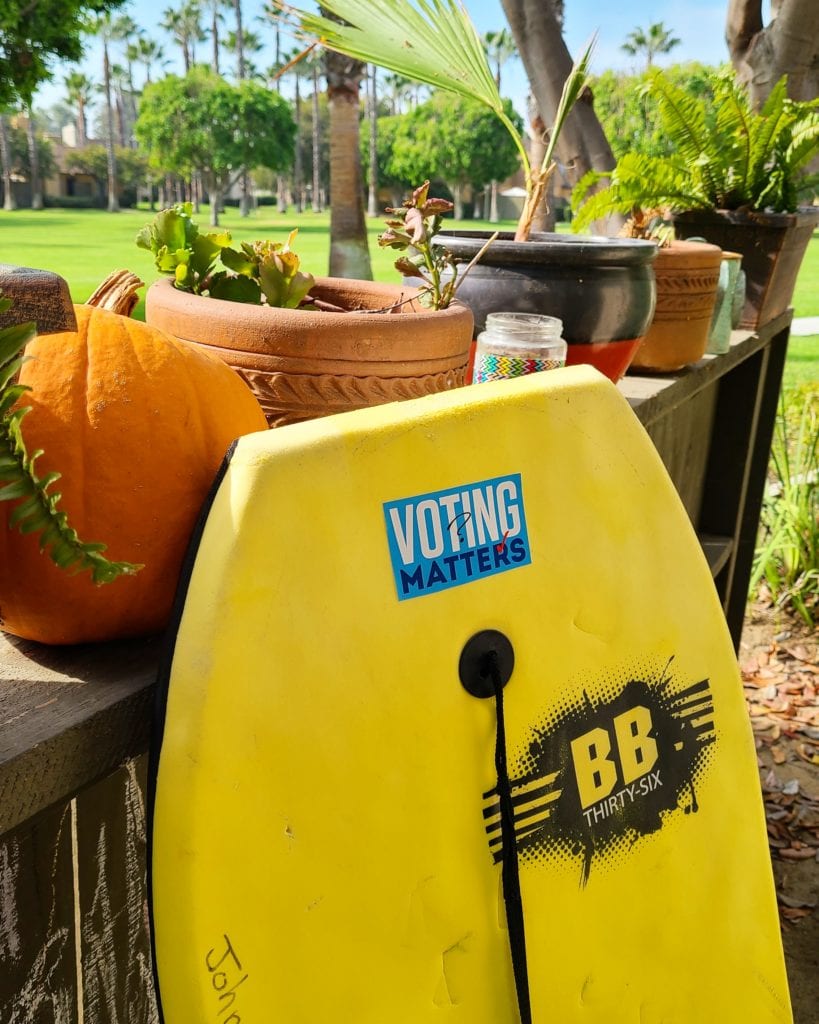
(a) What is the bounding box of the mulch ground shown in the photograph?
[739,600,818,1023]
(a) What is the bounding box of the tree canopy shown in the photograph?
[592,63,718,161]
[135,67,296,223]
[376,92,522,210]
[0,0,125,107]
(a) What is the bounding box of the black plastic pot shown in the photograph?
[673,207,819,329]
[433,230,658,381]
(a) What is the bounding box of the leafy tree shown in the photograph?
[592,63,718,161]
[389,93,522,219]
[135,68,295,225]
[620,22,681,71]
[361,113,415,208]
[67,143,147,203]
[0,0,124,108]
[2,122,55,179]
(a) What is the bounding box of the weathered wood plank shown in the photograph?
[642,384,718,524]
[76,757,158,1024]
[0,634,161,836]
[0,801,77,1023]
[620,310,791,426]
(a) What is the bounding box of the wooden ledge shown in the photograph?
[618,311,792,424]
[0,632,161,835]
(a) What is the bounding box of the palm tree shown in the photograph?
[232,0,245,80]
[25,105,43,210]
[136,37,166,85]
[225,28,262,80]
[483,27,517,222]
[483,27,516,92]
[321,13,372,278]
[162,2,205,72]
[109,63,129,146]
[87,12,119,211]
[621,22,681,70]
[366,65,378,217]
[64,71,94,147]
[310,49,323,212]
[203,0,230,73]
[1,111,16,210]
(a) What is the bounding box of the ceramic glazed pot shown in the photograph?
[629,240,721,374]
[673,207,819,329]
[432,230,657,382]
[707,251,743,356]
[146,277,473,427]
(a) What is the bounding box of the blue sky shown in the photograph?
[38,0,751,119]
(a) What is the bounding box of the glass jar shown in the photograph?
[472,312,567,384]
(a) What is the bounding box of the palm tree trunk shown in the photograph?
[115,86,126,147]
[293,75,303,213]
[0,115,16,211]
[26,108,43,210]
[103,42,120,212]
[212,10,220,74]
[324,40,372,278]
[367,65,378,218]
[311,62,322,213]
[233,0,245,80]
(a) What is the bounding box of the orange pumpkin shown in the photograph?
[0,304,268,644]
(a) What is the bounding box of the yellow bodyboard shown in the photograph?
[151,366,791,1023]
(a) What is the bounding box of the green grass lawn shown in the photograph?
[1,206,816,382]
[0,205,520,318]
[791,229,819,318]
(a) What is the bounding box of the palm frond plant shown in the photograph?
[274,0,596,241]
[571,67,819,231]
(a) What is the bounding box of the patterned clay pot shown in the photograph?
[629,240,722,373]
[146,277,473,427]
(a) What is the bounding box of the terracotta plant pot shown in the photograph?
[673,207,819,329]
[146,277,473,427]
[432,230,658,382]
[629,240,721,373]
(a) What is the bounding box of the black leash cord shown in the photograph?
[488,652,533,1024]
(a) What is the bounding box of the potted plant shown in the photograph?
[276,0,658,383]
[138,200,474,427]
[570,67,819,329]
[569,207,723,373]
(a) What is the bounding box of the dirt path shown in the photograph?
[740,603,818,1024]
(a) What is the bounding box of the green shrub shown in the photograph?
[751,391,819,625]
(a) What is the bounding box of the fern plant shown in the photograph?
[572,67,819,232]
[0,294,142,585]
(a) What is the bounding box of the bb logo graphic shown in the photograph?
[483,665,717,881]
[383,473,531,600]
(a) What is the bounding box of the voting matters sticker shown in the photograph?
[383,473,531,600]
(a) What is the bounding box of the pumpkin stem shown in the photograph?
[86,270,145,317]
